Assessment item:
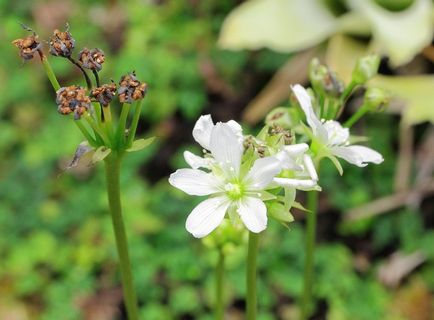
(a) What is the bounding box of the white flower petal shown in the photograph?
[183,151,210,169]
[193,114,214,150]
[227,120,243,137]
[186,196,231,238]
[323,120,350,146]
[237,197,267,233]
[273,177,318,189]
[275,151,302,171]
[330,145,384,167]
[283,143,309,156]
[244,156,282,190]
[291,84,327,140]
[303,154,318,181]
[209,122,243,175]
[169,168,221,196]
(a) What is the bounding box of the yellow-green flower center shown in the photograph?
[224,182,244,200]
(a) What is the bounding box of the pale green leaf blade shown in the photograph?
[348,0,433,66]
[126,137,155,152]
[218,0,337,52]
[92,146,111,163]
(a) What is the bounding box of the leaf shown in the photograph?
[92,146,111,163]
[218,0,337,53]
[347,0,433,66]
[126,137,155,152]
[371,75,434,124]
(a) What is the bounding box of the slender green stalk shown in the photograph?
[300,190,319,320]
[104,155,139,320]
[92,102,102,125]
[117,104,131,147]
[92,69,101,87]
[126,100,143,147]
[40,55,60,91]
[67,56,92,89]
[335,80,357,118]
[75,119,97,146]
[343,104,369,128]
[246,232,260,320]
[215,249,225,320]
[84,114,110,146]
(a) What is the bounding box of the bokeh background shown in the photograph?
[1,0,434,319]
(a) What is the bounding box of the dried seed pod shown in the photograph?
[118,72,148,103]
[12,34,42,60]
[90,83,117,106]
[78,48,105,71]
[49,25,75,57]
[56,85,91,120]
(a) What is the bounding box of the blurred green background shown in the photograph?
[1,0,433,319]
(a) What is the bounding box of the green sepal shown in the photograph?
[293,201,312,213]
[92,146,112,163]
[267,202,295,224]
[327,154,344,175]
[126,137,155,152]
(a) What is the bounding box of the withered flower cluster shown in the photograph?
[12,33,42,61]
[79,48,105,71]
[49,26,75,57]
[118,72,148,103]
[90,83,117,106]
[56,86,91,119]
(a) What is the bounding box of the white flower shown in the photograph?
[292,84,384,169]
[169,119,282,238]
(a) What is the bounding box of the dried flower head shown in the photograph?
[49,25,75,57]
[90,83,117,106]
[56,86,91,119]
[118,72,148,103]
[79,48,105,71]
[12,34,42,60]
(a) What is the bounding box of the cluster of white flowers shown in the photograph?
[169,84,383,238]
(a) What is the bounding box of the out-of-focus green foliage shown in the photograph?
[0,0,433,319]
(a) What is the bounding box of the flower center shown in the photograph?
[224,182,244,200]
[322,120,349,146]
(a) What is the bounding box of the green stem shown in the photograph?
[84,114,110,146]
[300,190,319,320]
[117,104,131,148]
[92,102,102,125]
[75,119,97,146]
[40,55,60,91]
[246,232,260,320]
[215,249,225,320]
[343,104,369,128]
[104,156,139,320]
[92,69,101,87]
[335,80,357,118]
[126,100,143,147]
[67,56,92,89]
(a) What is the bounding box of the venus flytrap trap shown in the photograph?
[12,24,154,320]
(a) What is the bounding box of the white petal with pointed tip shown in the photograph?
[209,123,243,175]
[283,143,309,156]
[186,196,231,238]
[169,169,221,196]
[193,115,214,150]
[330,145,384,167]
[184,151,210,169]
[244,156,282,190]
[273,177,318,189]
[303,154,318,181]
[237,197,267,233]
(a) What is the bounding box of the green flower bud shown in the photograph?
[352,54,380,85]
[265,107,293,129]
[202,219,246,253]
[309,58,344,98]
[364,87,389,111]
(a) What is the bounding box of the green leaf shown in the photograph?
[126,137,155,152]
[92,146,111,163]
[347,0,433,66]
[371,75,434,124]
[218,0,337,52]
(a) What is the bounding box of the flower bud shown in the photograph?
[352,54,380,85]
[78,48,105,71]
[202,219,246,253]
[12,34,42,60]
[49,26,75,57]
[56,86,91,119]
[118,72,148,103]
[265,107,294,129]
[309,58,344,97]
[90,83,117,106]
[364,87,389,111]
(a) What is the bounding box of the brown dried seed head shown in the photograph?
[117,72,148,103]
[56,86,91,120]
[90,83,117,106]
[12,34,41,60]
[49,27,75,57]
[79,48,105,71]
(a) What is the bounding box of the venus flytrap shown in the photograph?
[12,24,153,320]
